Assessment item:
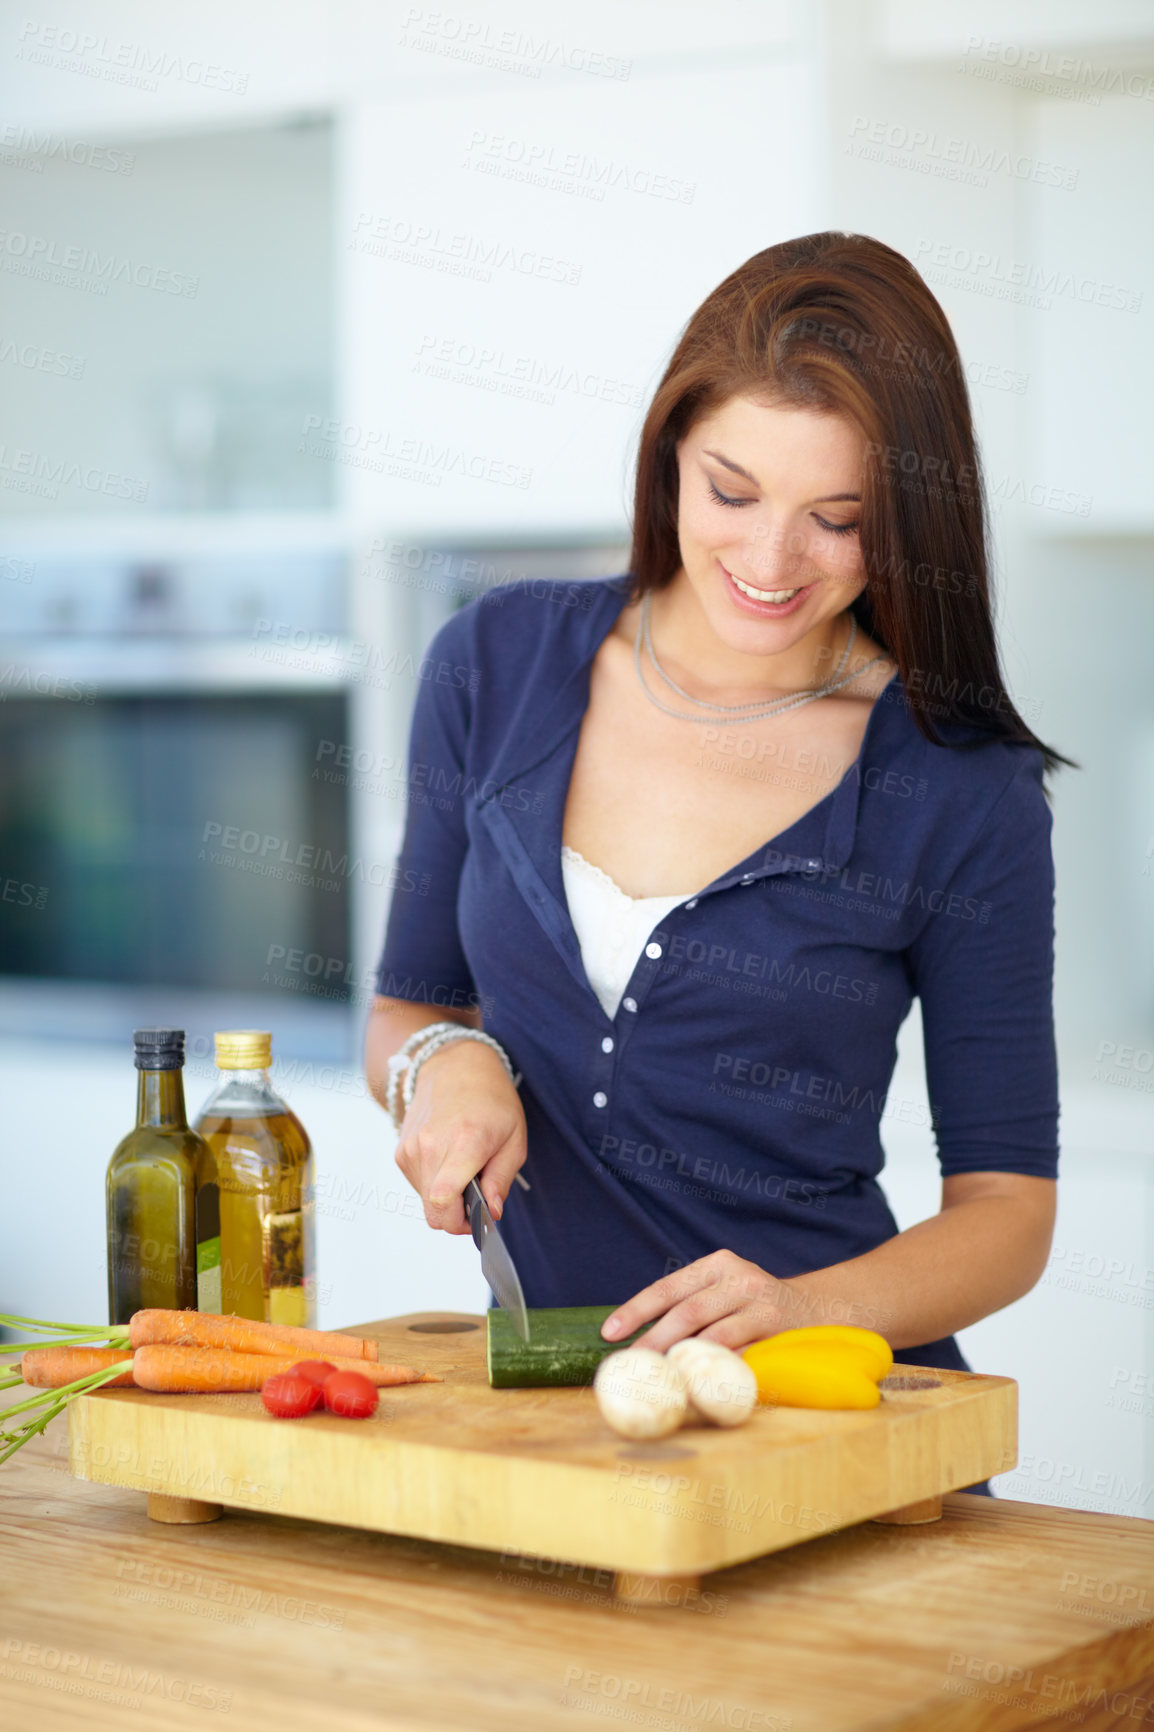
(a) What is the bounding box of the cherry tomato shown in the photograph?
[261,1372,322,1419]
[290,1360,337,1388]
[322,1370,378,1419]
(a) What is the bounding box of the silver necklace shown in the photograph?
[635,591,888,723]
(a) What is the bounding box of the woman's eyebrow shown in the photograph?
[703,450,861,507]
[703,448,758,483]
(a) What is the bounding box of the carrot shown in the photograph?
[128,1309,380,1363]
[21,1347,135,1390]
[132,1345,438,1393]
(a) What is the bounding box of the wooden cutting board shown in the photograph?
[67,1311,1016,1596]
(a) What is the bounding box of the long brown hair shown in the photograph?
[628,231,1074,778]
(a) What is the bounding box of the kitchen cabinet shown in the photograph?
[0,121,334,521]
[1026,94,1154,531]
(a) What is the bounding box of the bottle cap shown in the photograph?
[133,1028,185,1071]
[214,1029,273,1070]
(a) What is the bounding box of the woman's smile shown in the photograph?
[719,559,818,618]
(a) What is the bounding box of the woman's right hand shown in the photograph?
[394,1039,527,1235]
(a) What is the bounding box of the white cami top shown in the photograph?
[560,845,696,1020]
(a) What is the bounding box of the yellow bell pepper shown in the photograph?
[741,1326,893,1410]
[750,1325,893,1380]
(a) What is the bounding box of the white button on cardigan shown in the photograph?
[561,845,695,1021]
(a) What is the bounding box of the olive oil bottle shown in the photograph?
[192,1031,315,1326]
[106,1029,206,1324]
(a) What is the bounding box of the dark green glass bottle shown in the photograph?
[105,1029,207,1324]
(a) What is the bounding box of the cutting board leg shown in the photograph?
[614,1570,702,1607]
[870,1495,943,1525]
[146,1494,222,1525]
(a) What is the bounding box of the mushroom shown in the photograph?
[665,1338,758,1427]
[593,1347,689,1439]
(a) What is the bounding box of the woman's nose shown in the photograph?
[740,518,803,585]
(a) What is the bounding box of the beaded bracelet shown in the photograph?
[385,1021,460,1130]
[402,1026,518,1117]
[385,1023,520,1131]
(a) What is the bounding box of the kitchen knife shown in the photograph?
[464,1177,530,1343]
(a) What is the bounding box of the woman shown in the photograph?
[365,232,1068,1420]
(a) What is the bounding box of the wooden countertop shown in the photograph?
[1,1417,1152,1732]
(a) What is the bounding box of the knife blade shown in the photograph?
[464,1178,530,1343]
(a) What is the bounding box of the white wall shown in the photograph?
[336,57,820,540]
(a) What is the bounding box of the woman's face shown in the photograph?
[674,393,868,659]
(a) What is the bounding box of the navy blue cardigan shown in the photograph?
[376,575,1059,1373]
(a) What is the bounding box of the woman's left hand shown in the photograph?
[600,1250,798,1352]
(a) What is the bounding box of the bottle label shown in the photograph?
[196,1181,223,1314]
[267,1209,306,1326]
[197,1235,222,1312]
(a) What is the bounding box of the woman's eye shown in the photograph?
[814,516,860,536]
[707,479,749,508]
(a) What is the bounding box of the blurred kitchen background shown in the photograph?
[0,0,1151,1515]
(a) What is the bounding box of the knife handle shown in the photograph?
[464,1177,485,1250]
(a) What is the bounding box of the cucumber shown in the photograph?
[486,1305,643,1387]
